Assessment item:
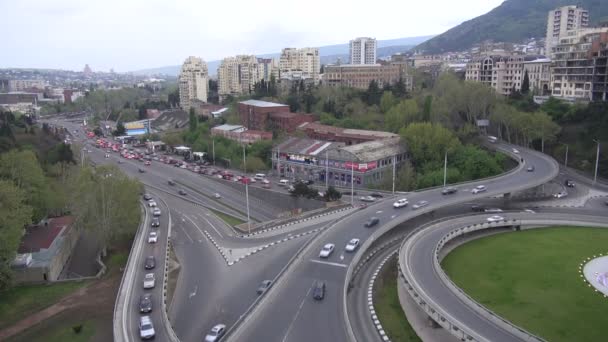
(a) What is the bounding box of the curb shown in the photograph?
[367,250,398,342]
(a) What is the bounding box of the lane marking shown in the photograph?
[183,214,207,238]
[189,285,198,299]
[281,282,314,342]
[310,259,348,268]
[196,212,225,239]
[376,210,383,214]
[180,225,194,243]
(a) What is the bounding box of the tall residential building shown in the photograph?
[545,5,589,57]
[178,56,209,110]
[323,62,413,91]
[217,55,261,100]
[465,55,545,96]
[279,48,320,81]
[523,58,552,95]
[349,37,377,65]
[257,58,279,81]
[592,40,608,101]
[8,79,47,91]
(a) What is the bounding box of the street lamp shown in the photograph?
[593,139,601,184]
[242,143,251,233]
[560,142,569,168]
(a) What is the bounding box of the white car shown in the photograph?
[486,215,505,222]
[484,208,503,213]
[412,200,429,210]
[139,316,155,340]
[345,238,360,252]
[205,324,226,342]
[472,185,487,194]
[152,208,161,216]
[214,193,222,199]
[148,231,158,243]
[393,198,409,208]
[261,179,270,184]
[523,209,536,214]
[553,191,568,198]
[319,243,335,258]
[143,273,155,289]
[512,148,520,154]
[359,196,376,202]
[148,200,157,207]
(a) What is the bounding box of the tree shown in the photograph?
[384,99,420,133]
[324,186,342,202]
[400,122,461,168]
[422,95,433,122]
[380,91,397,114]
[290,182,318,199]
[0,180,32,290]
[364,80,382,106]
[521,70,530,94]
[189,107,198,132]
[114,122,126,136]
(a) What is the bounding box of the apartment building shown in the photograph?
[279,48,320,81]
[8,79,46,91]
[545,5,589,56]
[465,55,545,96]
[523,58,552,95]
[323,62,413,90]
[349,37,377,65]
[592,41,608,101]
[218,55,261,100]
[258,58,278,81]
[178,56,208,110]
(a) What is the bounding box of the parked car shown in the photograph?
[256,280,273,295]
[151,218,160,227]
[484,208,503,213]
[359,196,376,202]
[412,200,429,210]
[139,294,153,313]
[143,273,155,289]
[393,198,409,208]
[553,191,568,198]
[144,256,156,269]
[261,179,270,184]
[471,205,486,212]
[144,161,151,166]
[486,215,505,222]
[312,280,326,300]
[204,324,226,342]
[319,243,335,258]
[565,179,575,188]
[345,238,360,252]
[512,148,520,154]
[138,168,146,173]
[369,193,383,198]
[214,193,222,199]
[441,187,457,195]
[472,185,487,194]
[148,231,158,243]
[364,217,380,227]
[139,316,155,340]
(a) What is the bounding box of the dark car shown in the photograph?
[312,280,326,300]
[151,218,160,227]
[138,168,146,173]
[565,179,575,187]
[364,217,380,228]
[369,193,384,198]
[178,189,187,196]
[257,280,273,295]
[471,205,486,212]
[140,294,153,313]
[144,256,156,269]
[143,193,152,201]
[441,187,457,195]
[168,179,176,186]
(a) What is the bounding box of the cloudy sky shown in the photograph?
[2,0,504,72]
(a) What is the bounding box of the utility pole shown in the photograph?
[212,139,215,166]
[350,160,354,206]
[443,151,448,188]
[594,139,601,184]
[392,155,396,194]
[325,149,329,189]
[277,146,280,177]
[243,144,251,233]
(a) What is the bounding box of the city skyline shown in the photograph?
[2,0,503,72]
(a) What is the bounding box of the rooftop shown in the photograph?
[335,137,404,161]
[212,124,246,132]
[18,216,74,254]
[275,137,344,156]
[240,99,287,108]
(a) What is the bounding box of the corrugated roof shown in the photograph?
[335,137,404,161]
[240,99,287,108]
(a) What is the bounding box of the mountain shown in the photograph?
[131,35,434,77]
[414,0,608,54]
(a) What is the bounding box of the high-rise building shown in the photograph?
[257,58,279,81]
[545,5,589,56]
[465,55,545,96]
[323,62,413,91]
[349,37,377,65]
[279,48,320,81]
[217,55,261,101]
[178,56,209,110]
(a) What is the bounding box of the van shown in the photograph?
[279,179,289,186]
[254,173,266,180]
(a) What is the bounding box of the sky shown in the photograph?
[1,0,504,72]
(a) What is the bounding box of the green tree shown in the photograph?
[521,70,530,94]
[422,95,433,121]
[380,91,397,114]
[189,107,198,132]
[384,99,420,133]
[114,122,126,136]
[324,186,342,201]
[400,122,461,167]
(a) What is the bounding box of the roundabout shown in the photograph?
[583,255,608,297]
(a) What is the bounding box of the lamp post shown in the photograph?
[443,151,448,188]
[242,144,251,233]
[593,139,601,185]
[560,142,569,168]
[350,160,354,206]
[212,139,215,166]
[392,155,396,195]
[325,150,329,190]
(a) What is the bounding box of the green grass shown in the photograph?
[106,251,128,272]
[442,227,608,342]
[210,209,245,227]
[0,281,88,329]
[375,258,421,342]
[8,317,96,342]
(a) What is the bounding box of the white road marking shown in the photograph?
[310,259,348,268]
[183,214,207,238]
[376,210,383,214]
[180,225,194,243]
[196,213,225,238]
[189,285,198,299]
[281,282,314,342]
[391,215,396,219]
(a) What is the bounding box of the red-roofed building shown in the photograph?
[238,99,316,132]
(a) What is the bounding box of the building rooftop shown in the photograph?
[275,137,344,156]
[18,216,74,254]
[240,99,287,108]
[212,124,246,132]
[334,137,404,161]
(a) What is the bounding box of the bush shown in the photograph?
[72,324,83,334]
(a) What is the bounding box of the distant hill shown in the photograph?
[131,35,433,77]
[414,0,608,54]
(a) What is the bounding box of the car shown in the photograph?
[180,164,187,169]
[139,294,153,313]
[312,280,326,300]
[144,256,156,269]
[261,179,270,184]
[523,209,536,213]
[412,200,429,210]
[214,193,222,199]
[345,238,360,252]
[118,159,124,164]
[262,183,271,189]
[471,205,486,212]
[393,198,409,208]
[364,217,380,227]
[139,316,155,340]
[143,193,152,201]
[151,218,160,227]
[204,324,226,342]
[604,200,608,206]
[484,208,503,213]
[147,200,157,207]
[486,215,505,222]
[138,168,145,173]
[105,153,110,158]
[319,243,335,258]
[512,148,520,154]
[553,191,568,198]
[178,189,187,195]
[148,231,158,243]
[369,193,383,198]
[152,208,161,216]
[565,179,575,188]
[168,179,176,186]
[287,185,295,193]
[441,187,457,195]
[527,165,535,172]
[359,196,376,202]
[472,185,487,194]
[144,161,151,166]
[143,273,155,289]
[256,280,273,295]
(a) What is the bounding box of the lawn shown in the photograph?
[210,209,245,227]
[9,319,96,342]
[0,281,88,329]
[374,257,421,342]
[442,226,608,342]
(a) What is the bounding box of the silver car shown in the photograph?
[205,324,226,342]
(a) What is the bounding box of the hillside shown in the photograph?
[132,35,433,76]
[414,0,608,54]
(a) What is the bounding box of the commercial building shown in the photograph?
[218,55,261,100]
[271,136,406,188]
[297,122,398,145]
[238,99,315,132]
[465,55,546,96]
[349,37,377,65]
[545,5,589,57]
[523,58,552,95]
[124,120,151,136]
[179,56,209,110]
[323,62,413,90]
[8,79,46,91]
[279,47,320,81]
[210,124,272,144]
[11,216,80,283]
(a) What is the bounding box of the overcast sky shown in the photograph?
[2,0,504,72]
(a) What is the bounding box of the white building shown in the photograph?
[179,56,209,110]
[349,37,377,65]
[279,47,320,81]
[545,5,589,57]
[217,55,261,100]
[523,58,552,95]
[8,79,46,91]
